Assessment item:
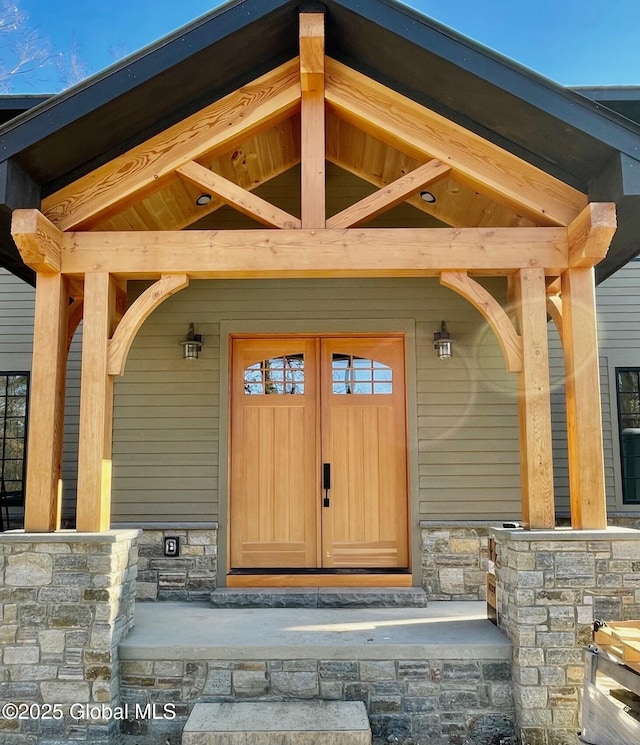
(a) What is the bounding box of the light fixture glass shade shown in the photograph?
[433,321,453,359]
[180,323,203,360]
[434,339,453,359]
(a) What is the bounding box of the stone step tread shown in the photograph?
[182,701,371,744]
[210,586,427,609]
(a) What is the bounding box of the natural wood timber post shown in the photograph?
[516,268,555,529]
[24,273,70,531]
[561,267,607,529]
[300,12,326,229]
[76,273,116,531]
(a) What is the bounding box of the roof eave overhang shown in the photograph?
[1,0,639,283]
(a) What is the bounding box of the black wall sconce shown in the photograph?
[180,323,203,360]
[433,321,454,359]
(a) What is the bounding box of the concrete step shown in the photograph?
[210,586,428,609]
[182,701,371,745]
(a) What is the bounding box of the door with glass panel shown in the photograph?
[229,336,408,570]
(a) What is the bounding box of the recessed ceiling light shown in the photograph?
[196,193,212,206]
[419,190,436,204]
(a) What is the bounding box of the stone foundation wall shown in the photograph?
[0,530,139,744]
[420,524,490,600]
[133,527,217,601]
[492,526,640,745]
[120,656,515,745]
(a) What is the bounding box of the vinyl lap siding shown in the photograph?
[0,270,80,524]
[0,268,34,368]
[111,277,521,524]
[549,259,640,515]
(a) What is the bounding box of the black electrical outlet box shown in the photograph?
[163,536,180,557]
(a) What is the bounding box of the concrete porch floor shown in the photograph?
[120,600,511,661]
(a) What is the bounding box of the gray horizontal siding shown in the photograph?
[549,259,640,515]
[0,270,81,524]
[111,277,521,524]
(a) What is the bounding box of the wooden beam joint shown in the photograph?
[567,202,617,268]
[11,209,63,273]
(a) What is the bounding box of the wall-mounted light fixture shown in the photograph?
[433,321,454,359]
[180,323,203,360]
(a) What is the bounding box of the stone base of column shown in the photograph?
[491,526,640,745]
[0,529,139,744]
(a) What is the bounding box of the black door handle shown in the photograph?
[323,463,331,507]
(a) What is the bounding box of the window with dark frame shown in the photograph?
[0,372,29,530]
[616,368,640,505]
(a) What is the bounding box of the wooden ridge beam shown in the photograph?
[11,209,63,273]
[327,160,451,229]
[108,274,189,376]
[42,60,301,231]
[300,13,325,229]
[439,271,523,373]
[176,161,300,229]
[59,226,569,277]
[568,202,617,267]
[325,58,587,227]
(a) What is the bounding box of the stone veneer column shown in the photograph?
[491,526,640,745]
[0,529,139,744]
[420,523,490,600]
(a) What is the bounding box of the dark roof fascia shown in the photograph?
[0,95,51,111]
[0,96,51,127]
[326,0,640,163]
[591,152,640,282]
[574,87,640,127]
[0,160,39,286]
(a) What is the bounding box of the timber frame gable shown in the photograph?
[0,0,639,542]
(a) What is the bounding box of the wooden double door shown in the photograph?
[230,336,409,571]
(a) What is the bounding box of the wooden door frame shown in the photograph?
[218,317,420,587]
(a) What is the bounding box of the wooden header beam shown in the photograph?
[58,225,569,277]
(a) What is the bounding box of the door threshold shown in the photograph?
[226,573,413,588]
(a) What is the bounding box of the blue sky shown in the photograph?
[6,0,640,92]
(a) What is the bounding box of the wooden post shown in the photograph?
[76,273,116,531]
[24,273,69,531]
[516,268,555,529]
[300,12,325,229]
[561,267,607,529]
